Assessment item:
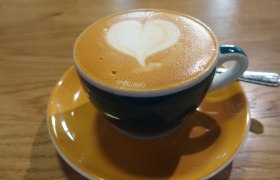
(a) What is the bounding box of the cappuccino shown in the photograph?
[74,10,218,91]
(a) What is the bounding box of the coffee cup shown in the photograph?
[73,9,248,138]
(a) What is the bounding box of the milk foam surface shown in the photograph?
[107,20,180,67]
[74,10,218,91]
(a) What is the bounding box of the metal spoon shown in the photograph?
[216,68,280,87]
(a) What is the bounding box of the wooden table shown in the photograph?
[1,0,279,179]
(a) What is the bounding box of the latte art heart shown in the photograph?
[106,20,181,67]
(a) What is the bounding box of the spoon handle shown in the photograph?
[216,68,280,87]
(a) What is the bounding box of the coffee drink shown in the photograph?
[74,9,218,91]
[73,9,248,138]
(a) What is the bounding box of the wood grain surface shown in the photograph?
[0,0,279,179]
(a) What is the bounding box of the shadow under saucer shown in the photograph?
[23,118,87,180]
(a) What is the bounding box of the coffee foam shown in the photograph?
[106,20,180,67]
[74,10,218,91]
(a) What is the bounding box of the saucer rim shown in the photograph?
[47,120,98,180]
[47,66,251,180]
[205,109,250,179]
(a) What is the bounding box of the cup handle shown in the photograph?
[209,45,249,91]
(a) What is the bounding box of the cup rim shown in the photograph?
[73,9,219,97]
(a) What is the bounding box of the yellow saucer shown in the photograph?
[47,66,250,180]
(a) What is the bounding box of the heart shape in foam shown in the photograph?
[106,20,181,67]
